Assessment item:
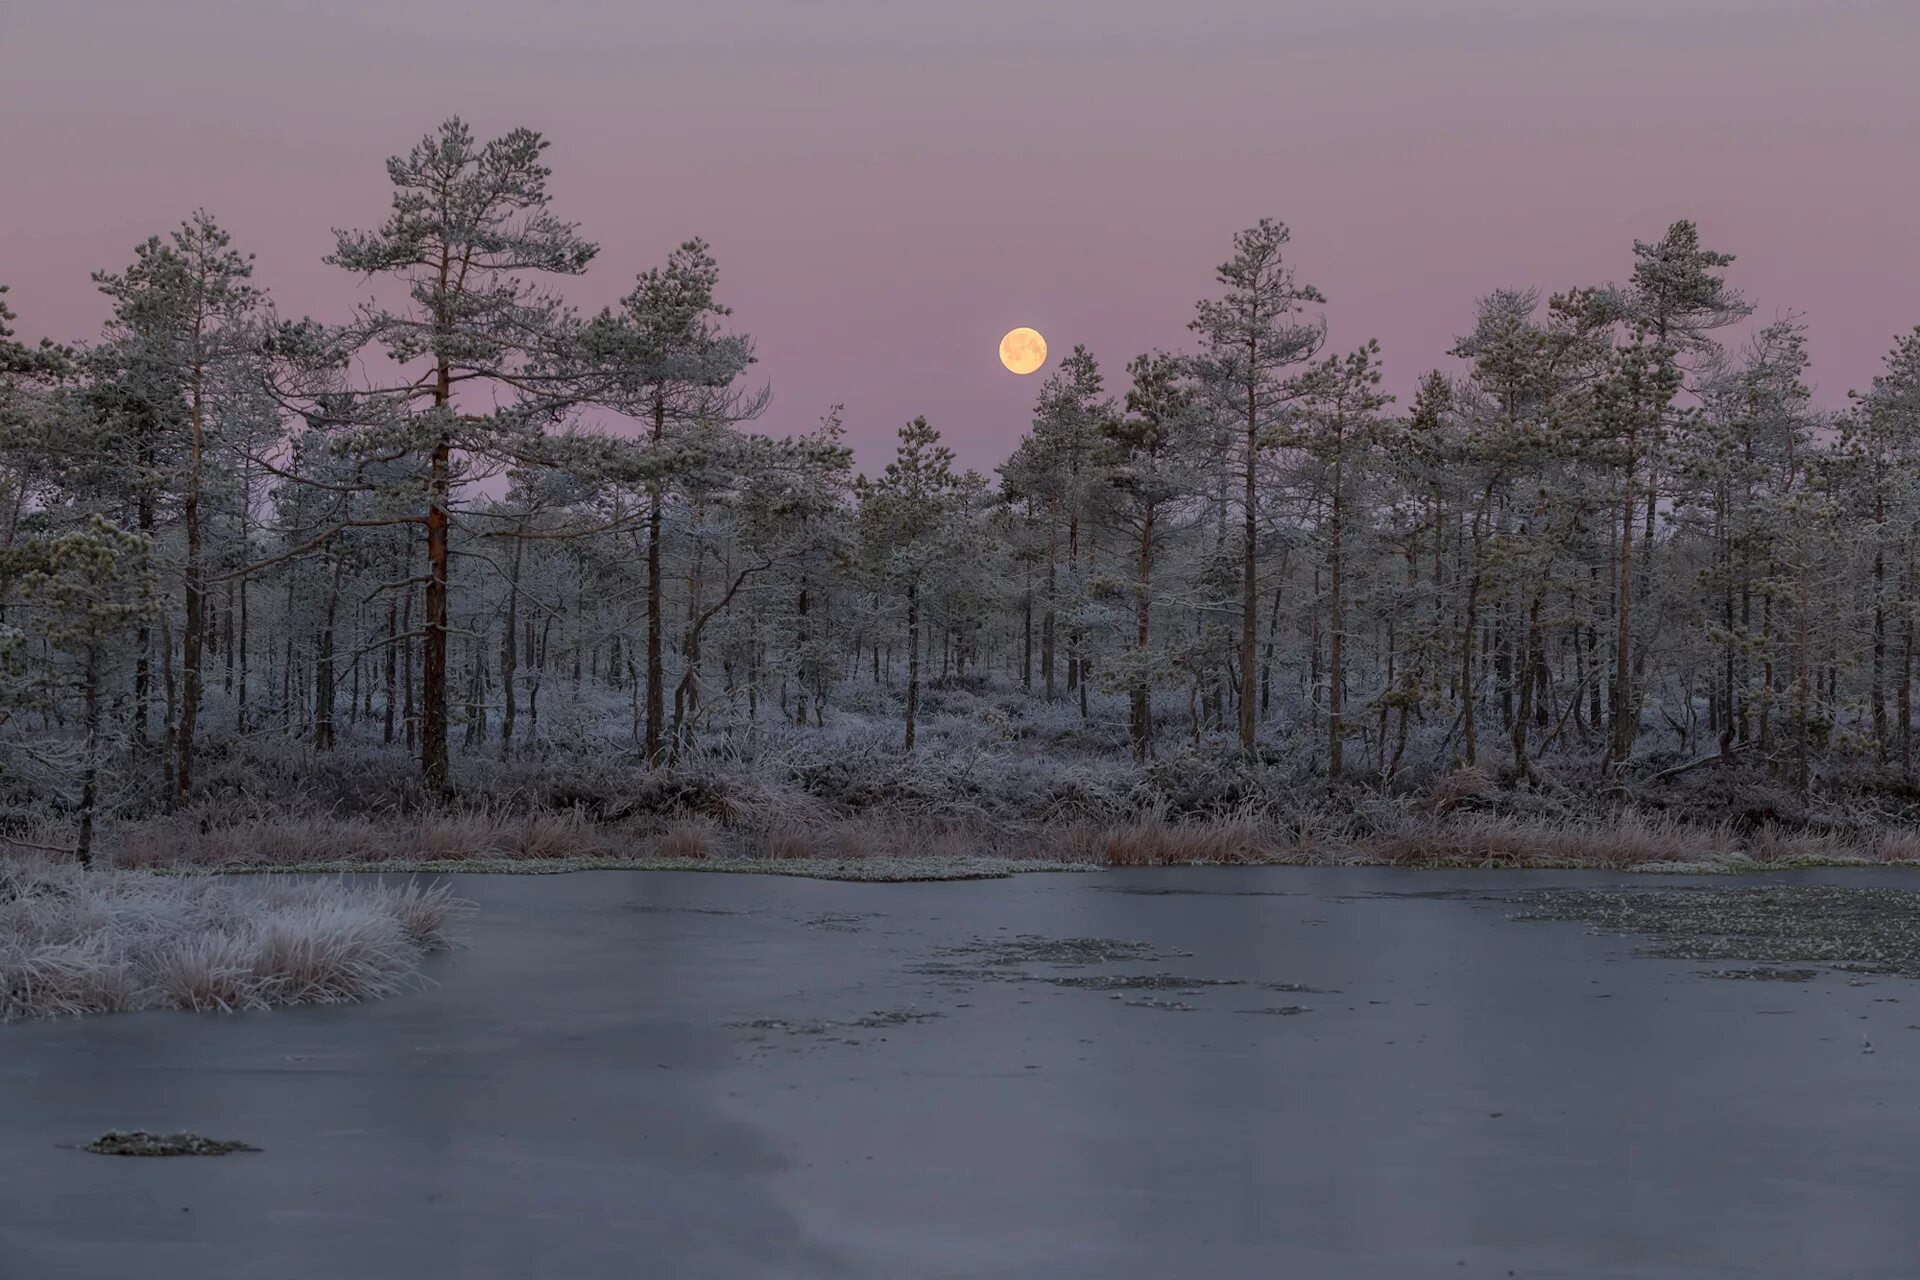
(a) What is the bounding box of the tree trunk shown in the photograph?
[1327,451,1345,781]
[178,416,203,782]
[499,523,524,760]
[1872,496,1888,755]
[904,581,921,750]
[75,637,102,870]
[795,573,811,726]
[402,586,416,752]
[421,311,454,791]
[383,599,398,745]
[1794,565,1812,794]
[1511,591,1545,778]
[1239,379,1259,752]
[315,554,343,751]
[1760,592,1774,755]
[1022,507,1034,692]
[159,611,178,795]
[1131,508,1154,762]
[644,394,668,761]
[236,564,250,733]
[529,617,552,745]
[133,413,156,752]
[223,580,235,696]
[1609,425,1638,771]
[1042,502,1058,701]
[1903,551,1915,772]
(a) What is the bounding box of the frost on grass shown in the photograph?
[0,856,469,1022]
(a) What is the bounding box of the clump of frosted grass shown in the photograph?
[0,856,468,1021]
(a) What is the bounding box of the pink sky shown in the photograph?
[4,0,1916,469]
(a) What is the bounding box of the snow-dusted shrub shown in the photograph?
[835,685,893,715]
[1418,765,1500,816]
[1136,744,1267,820]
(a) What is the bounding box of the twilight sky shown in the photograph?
[3,0,1916,469]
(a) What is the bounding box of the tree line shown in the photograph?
[5,119,1920,859]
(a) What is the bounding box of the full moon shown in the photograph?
[999,327,1047,375]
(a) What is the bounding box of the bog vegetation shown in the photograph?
[5,118,1920,871]
[0,856,464,1021]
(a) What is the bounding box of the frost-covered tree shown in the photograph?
[1289,340,1392,780]
[1101,350,1199,759]
[579,237,761,761]
[735,406,854,728]
[1016,345,1109,711]
[1841,327,1920,763]
[5,518,151,865]
[1191,219,1326,751]
[326,118,596,789]
[92,211,263,798]
[858,417,960,750]
[1,286,74,580]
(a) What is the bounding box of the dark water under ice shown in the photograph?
[6,865,1920,1279]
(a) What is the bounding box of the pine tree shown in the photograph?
[857,417,959,751]
[1191,219,1326,752]
[326,118,596,790]
[1102,351,1198,760]
[93,211,262,799]
[1022,344,1110,713]
[1842,327,1920,764]
[5,518,152,865]
[581,238,760,762]
[1291,340,1392,780]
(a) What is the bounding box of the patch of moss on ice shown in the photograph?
[85,1131,258,1157]
[1511,884,1920,976]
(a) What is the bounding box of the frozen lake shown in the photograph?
[5,866,1920,1279]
